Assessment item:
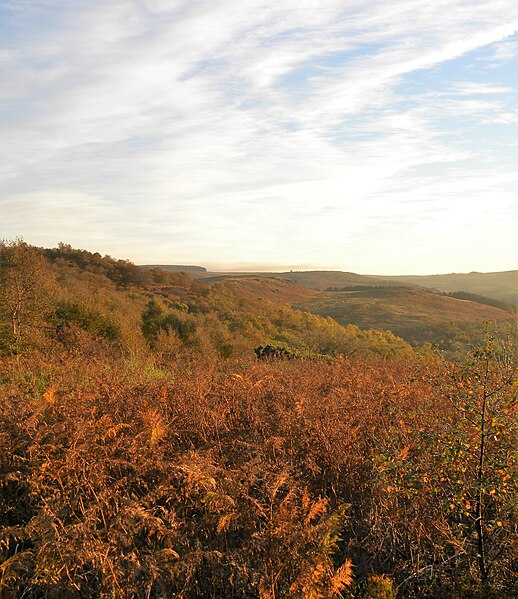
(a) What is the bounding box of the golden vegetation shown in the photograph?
[299,286,516,353]
[0,241,516,597]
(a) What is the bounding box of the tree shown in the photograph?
[141,299,164,346]
[444,328,517,588]
[0,240,52,349]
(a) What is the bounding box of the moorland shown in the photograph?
[0,240,516,598]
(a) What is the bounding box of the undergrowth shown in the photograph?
[1,351,516,598]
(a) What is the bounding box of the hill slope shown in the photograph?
[141,267,517,307]
[0,241,415,360]
[376,270,518,307]
[197,275,318,304]
[298,285,516,350]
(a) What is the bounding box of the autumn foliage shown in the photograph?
[0,242,516,597]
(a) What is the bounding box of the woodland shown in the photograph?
[0,240,516,598]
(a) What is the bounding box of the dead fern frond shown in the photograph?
[0,551,34,590]
[269,472,289,500]
[329,559,353,595]
[102,422,132,442]
[146,407,167,445]
[216,513,236,534]
[305,498,328,525]
[289,558,330,598]
[43,385,57,404]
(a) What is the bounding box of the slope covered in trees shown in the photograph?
[147,267,516,353]
[0,241,414,360]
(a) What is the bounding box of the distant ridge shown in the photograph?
[139,266,517,308]
[200,269,517,308]
[375,270,517,307]
[142,264,207,273]
[297,285,515,349]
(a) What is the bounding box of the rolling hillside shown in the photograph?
[263,270,394,289]
[137,265,517,350]
[178,274,516,352]
[264,270,517,309]
[197,275,318,304]
[143,264,208,274]
[297,285,516,350]
[376,270,518,307]
[148,268,517,308]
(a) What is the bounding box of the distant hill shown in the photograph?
[166,268,517,351]
[297,285,516,351]
[198,275,318,304]
[263,270,394,289]
[375,271,518,308]
[142,264,207,274]
[260,270,517,308]
[139,268,517,310]
[181,272,516,352]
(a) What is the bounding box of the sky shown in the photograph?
[1,0,517,274]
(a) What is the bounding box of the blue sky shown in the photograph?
[1,0,517,274]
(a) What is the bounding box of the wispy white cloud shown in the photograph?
[486,37,518,64]
[0,0,517,272]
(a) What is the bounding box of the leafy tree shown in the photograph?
[376,327,517,594]
[141,299,165,346]
[54,301,121,342]
[0,240,53,349]
[441,329,517,588]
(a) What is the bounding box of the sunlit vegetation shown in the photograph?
[375,271,518,309]
[261,270,517,310]
[1,241,516,597]
[298,286,515,354]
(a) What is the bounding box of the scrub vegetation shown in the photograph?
[298,286,515,354]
